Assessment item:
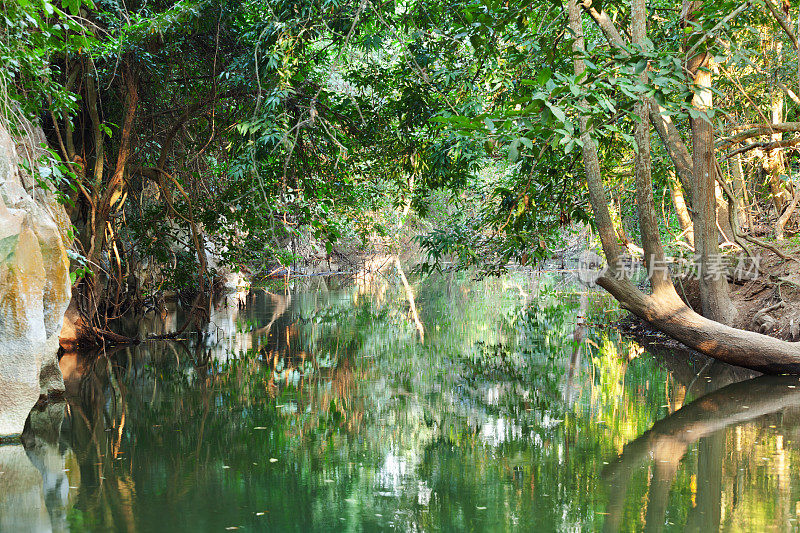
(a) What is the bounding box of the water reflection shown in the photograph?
[604,364,800,532]
[6,273,800,531]
[0,402,70,532]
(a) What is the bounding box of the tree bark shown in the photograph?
[730,153,750,230]
[632,0,670,294]
[598,274,800,373]
[684,1,736,324]
[669,174,695,245]
[567,0,622,268]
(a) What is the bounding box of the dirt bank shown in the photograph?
[671,242,800,342]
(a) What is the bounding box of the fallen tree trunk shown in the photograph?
[599,275,800,373]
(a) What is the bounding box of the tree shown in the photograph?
[422,0,800,371]
[569,1,800,371]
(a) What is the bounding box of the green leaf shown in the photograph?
[509,139,520,163]
[62,0,80,15]
[536,68,552,86]
[545,102,566,123]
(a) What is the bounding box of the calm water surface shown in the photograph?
[2,271,799,531]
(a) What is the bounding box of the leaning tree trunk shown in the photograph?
[567,0,622,267]
[631,0,670,296]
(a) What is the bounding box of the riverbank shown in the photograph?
[672,242,800,341]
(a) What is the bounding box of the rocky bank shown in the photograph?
[0,119,72,439]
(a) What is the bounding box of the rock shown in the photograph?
[0,119,72,439]
[0,403,71,533]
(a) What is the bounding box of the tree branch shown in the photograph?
[718,122,800,145]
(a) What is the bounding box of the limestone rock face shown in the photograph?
[0,120,72,438]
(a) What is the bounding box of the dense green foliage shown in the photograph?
[5,0,800,327]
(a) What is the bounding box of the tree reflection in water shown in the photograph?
[7,273,800,531]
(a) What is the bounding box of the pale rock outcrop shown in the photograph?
[0,119,72,439]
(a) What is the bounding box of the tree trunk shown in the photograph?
[566,1,800,373]
[567,0,622,267]
[669,174,695,246]
[578,3,693,206]
[767,79,790,215]
[715,182,734,243]
[776,186,800,241]
[684,1,735,324]
[582,3,749,248]
[730,153,750,230]
[610,189,633,250]
[632,0,670,294]
[82,64,139,333]
[599,275,800,373]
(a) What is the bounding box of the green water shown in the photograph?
[4,272,800,531]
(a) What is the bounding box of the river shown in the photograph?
[0,270,797,531]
